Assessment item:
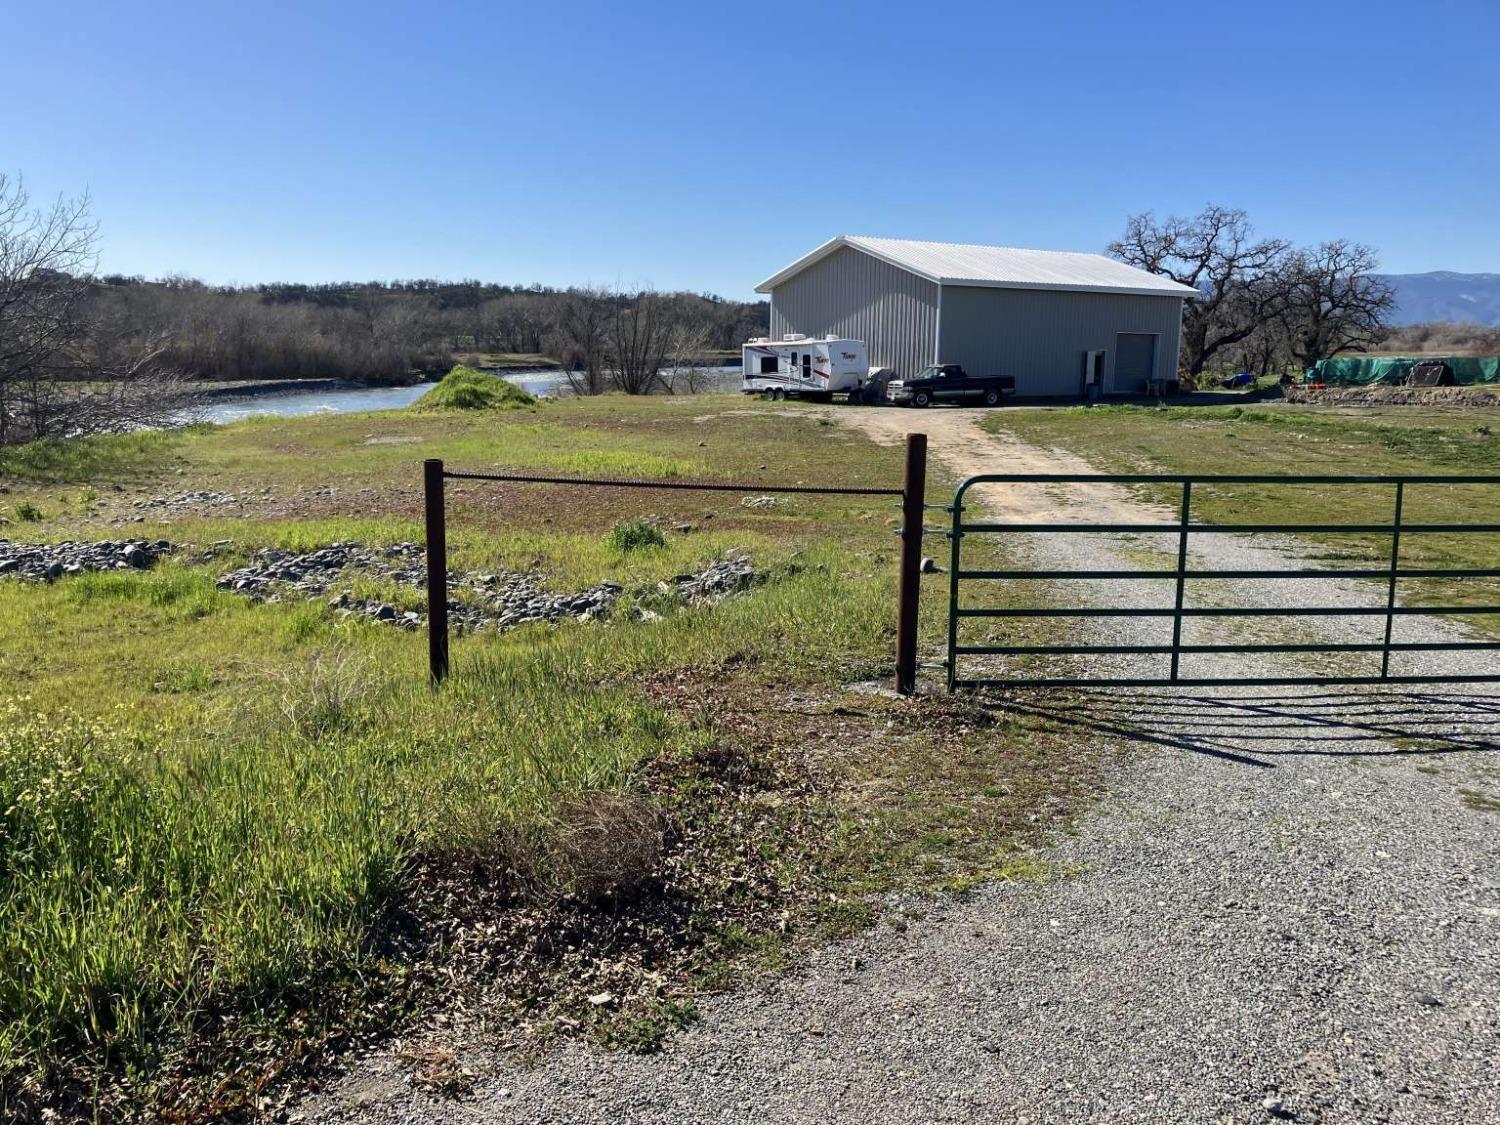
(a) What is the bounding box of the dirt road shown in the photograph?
[827,404,1174,523]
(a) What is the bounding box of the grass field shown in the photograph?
[0,392,1089,1119]
[984,402,1500,618]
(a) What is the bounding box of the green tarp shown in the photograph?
[1307,355,1500,385]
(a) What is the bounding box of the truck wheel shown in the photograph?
[982,388,1000,407]
[912,390,931,408]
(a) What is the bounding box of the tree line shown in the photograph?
[0,174,768,442]
[91,276,768,387]
[1109,205,1397,381]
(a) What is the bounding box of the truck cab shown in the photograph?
[887,364,1015,407]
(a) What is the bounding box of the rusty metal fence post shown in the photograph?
[423,458,450,684]
[894,433,928,695]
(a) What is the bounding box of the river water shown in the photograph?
[188,367,741,424]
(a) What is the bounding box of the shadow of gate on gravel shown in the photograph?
[979,689,1500,769]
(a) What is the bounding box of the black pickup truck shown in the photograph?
[886,364,1015,407]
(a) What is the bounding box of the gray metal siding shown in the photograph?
[936,286,1185,396]
[1115,333,1157,384]
[767,246,938,380]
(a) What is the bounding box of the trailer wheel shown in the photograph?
[912,390,931,408]
[770,387,785,402]
[982,388,1001,407]
[847,388,863,405]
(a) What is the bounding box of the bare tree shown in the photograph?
[1379,321,1500,356]
[1277,240,1394,369]
[1109,205,1289,376]
[552,287,612,395]
[1223,319,1292,381]
[608,289,673,395]
[0,175,98,441]
[0,175,188,441]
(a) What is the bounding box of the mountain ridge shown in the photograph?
[1378,271,1500,326]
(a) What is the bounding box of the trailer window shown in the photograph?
[802,354,811,378]
[759,356,778,374]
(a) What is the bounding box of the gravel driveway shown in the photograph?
[303,409,1500,1124]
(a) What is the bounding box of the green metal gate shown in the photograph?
[943,472,1500,691]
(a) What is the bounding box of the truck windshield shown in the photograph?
[914,366,940,380]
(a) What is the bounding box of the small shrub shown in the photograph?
[273,646,382,739]
[14,501,43,522]
[546,791,663,901]
[605,520,666,553]
[412,366,537,411]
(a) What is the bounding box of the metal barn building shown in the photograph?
[756,236,1198,396]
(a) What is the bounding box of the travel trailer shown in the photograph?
[741,335,878,402]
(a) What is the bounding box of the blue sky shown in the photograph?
[5,0,1496,298]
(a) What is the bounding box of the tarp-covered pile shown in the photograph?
[1307,355,1500,385]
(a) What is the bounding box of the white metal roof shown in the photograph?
[755,235,1199,298]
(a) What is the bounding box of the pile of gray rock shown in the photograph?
[130,490,245,510]
[320,572,625,632]
[475,572,623,630]
[3,533,758,633]
[0,538,172,580]
[215,542,424,597]
[212,540,753,633]
[671,553,755,603]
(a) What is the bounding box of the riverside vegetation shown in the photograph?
[0,386,1094,1120]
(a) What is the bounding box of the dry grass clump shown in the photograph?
[545,792,665,902]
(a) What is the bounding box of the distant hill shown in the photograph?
[1378,271,1500,326]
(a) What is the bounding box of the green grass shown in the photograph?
[605,520,668,553]
[0,429,198,485]
[411,365,539,412]
[0,392,1106,1117]
[0,552,906,1105]
[0,543,897,1084]
[0,395,946,1104]
[984,403,1500,625]
[1460,787,1500,813]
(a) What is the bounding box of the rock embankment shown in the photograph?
[215,542,426,595]
[1286,384,1500,407]
[0,538,172,580]
[3,536,758,631]
[216,542,756,630]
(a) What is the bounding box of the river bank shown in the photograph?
[181,366,745,424]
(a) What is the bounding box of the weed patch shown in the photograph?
[605,520,667,553]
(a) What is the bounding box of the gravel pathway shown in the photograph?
[302,412,1500,1124]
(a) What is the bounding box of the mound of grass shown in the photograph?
[412,366,538,412]
[0,428,195,484]
[606,520,667,553]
